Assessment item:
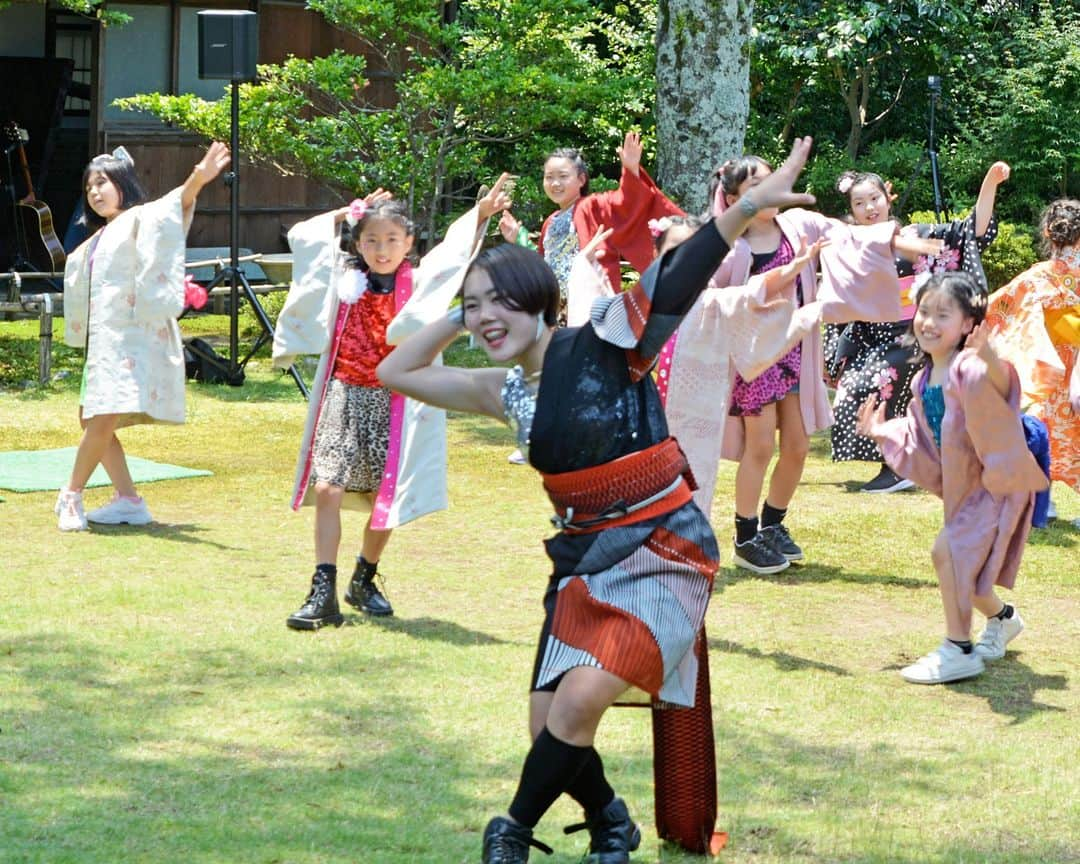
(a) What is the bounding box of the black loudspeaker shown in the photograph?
[197,10,258,81]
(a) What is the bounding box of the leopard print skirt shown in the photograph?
[310,378,391,493]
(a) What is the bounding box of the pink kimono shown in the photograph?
[872,351,1049,631]
[707,211,902,462]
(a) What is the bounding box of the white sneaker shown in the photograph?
[975,609,1025,661]
[86,494,153,525]
[56,488,88,532]
[901,641,984,684]
[507,448,527,465]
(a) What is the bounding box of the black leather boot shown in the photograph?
[565,797,640,863]
[344,559,393,616]
[286,568,344,630]
[482,816,552,863]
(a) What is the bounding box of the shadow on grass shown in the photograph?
[344,614,507,646]
[87,521,241,550]
[3,632,1074,863]
[877,653,1066,725]
[0,632,502,863]
[720,562,933,591]
[709,637,852,677]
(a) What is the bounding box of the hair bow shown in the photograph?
[92,146,135,167]
[648,217,672,238]
[837,175,854,195]
[346,198,368,227]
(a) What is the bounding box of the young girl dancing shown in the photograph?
[379,139,817,863]
[499,130,682,321]
[986,198,1080,502]
[56,142,231,531]
[273,181,510,629]
[707,155,940,574]
[829,163,1008,492]
[857,272,1047,684]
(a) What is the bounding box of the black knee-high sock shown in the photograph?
[508,727,593,828]
[564,747,615,815]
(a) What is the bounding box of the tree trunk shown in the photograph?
[655,0,753,214]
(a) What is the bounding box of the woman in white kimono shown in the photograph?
[56,142,231,531]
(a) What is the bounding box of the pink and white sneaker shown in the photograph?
[56,488,88,532]
[86,494,153,525]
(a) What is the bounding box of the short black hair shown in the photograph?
[462,244,559,326]
[79,153,148,230]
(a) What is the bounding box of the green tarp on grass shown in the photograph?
[0,447,211,492]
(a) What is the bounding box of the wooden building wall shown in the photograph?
[104,1,398,254]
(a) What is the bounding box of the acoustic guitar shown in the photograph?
[3,122,66,272]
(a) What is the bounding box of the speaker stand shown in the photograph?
[207,79,308,398]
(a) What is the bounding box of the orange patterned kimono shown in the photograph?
[986,250,1080,491]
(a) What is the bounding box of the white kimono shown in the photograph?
[63,188,188,426]
[273,206,489,528]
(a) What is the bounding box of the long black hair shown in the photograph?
[903,271,988,366]
[79,153,148,230]
[341,199,417,270]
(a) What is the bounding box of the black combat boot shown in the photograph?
[286,567,344,630]
[565,797,641,863]
[344,557,393,616]
[482,816,553,863]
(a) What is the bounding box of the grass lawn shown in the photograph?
[1,316,1078,864]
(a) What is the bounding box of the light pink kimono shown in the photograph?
[707,211,902,462]
[872,351,1049,631]
[567,250,824,513]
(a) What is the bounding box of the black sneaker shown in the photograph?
[286,570,344,630]
[759,523,804,562]
[732,533,790,574]
[860,465,915,493]
[564,796,641,863]
[344,571,394,617]
[482,816,553,863]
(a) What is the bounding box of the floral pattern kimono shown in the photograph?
[986,248,1080,491]
[63,188,189,426]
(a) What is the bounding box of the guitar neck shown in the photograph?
[13,136,37,203]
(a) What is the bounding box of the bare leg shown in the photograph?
[68,412,125,492]
[313,482,345,565]
[764,392,809,510]
[972,591,1006,619]
[360,519,391,563]
[545,666,629,746]
[733,405,778,517]
[529,690,555,741]
[931,528,971,641]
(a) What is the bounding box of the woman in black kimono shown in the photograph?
[378,140,817,863]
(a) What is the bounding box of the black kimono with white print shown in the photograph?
[828,211,998,463]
